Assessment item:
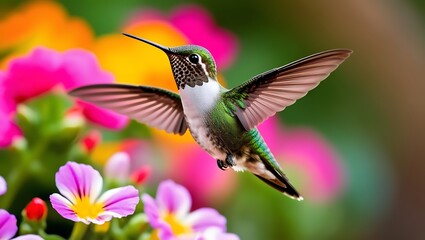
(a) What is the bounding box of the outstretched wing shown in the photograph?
[224,49,352,130]
[69,84,188,135]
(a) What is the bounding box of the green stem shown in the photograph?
[70,222,89,240]
[1,155,30,209]
[0,139,47,209]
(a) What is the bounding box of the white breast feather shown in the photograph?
[179,80,226,159]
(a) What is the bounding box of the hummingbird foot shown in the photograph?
[216,159,228,171]
[225,153,236,167]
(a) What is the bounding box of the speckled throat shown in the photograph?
[168,55,209,89]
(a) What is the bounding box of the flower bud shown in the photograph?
[104,152,130,183]
[24,198,47,221]
[81,130,102,153]
[131,166,151,185]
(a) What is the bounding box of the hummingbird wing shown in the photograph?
[224,49,352,130]
[69,84,188,135]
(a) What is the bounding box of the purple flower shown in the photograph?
[50,162,139,225]
[142,180,238,240]
[0,209,17,239]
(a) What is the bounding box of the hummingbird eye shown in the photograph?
[188,54,200,64]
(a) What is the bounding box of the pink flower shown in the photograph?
[0,209,17,239]
[0,111,21,148]
[0,72,17,114]
[50,162,139,224]
[258,117,345,203]
[3,48,62,108]
[126,5,237,70]
[142,180,238,240]
[0,47,128,133]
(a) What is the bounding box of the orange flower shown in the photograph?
[93,21,187,91]
[0,1,94,67]
[93,21,193,143]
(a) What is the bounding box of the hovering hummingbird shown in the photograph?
[70,33,352,200]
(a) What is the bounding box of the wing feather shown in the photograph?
[69,84,188,135]
[224,49,352,130]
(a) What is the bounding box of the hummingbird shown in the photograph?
[69,33,352,200]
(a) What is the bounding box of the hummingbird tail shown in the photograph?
[255,173,303,201]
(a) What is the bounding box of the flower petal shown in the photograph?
[0,209,17,239]
[78,101,129,130]
[104,152,130,182]
[195,227,239,240]
[97,185,139,218]
[0,71,16,114]
[142,194,161,228]
[55,162,103,203]
[60,49,114,90]
[13,234,44,240]
[185,208,226,232]
[0,176,6,196]
[156,180,191,218]
[49,193,79,222]
[0,111,22,148]
[142,193,175,239]
[59,49,128,130]
[3,47,62,103]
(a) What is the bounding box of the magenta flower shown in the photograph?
[0,176,6,196]
[0,209,17,239]
[142,180,238,240]
[258,117,345,202]
[50,162,139,225]
[0,71,22,148]
[59,49,128,129]
[0,111,21,148]
[0,47,128,132]
[2,48,62,108]
[127,5,237,70]
[0,72,16,114]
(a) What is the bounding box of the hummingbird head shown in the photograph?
[123,33,217,89]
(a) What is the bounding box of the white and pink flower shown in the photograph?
[142,180,238,240]
[50,162,139,225]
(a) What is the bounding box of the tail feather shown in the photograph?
[255,174,303,201]
[246,128,303,200]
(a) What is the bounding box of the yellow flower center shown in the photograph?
[163,212,192,236]
[71,196,104,219]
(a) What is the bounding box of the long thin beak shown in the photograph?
[122,32,174,54]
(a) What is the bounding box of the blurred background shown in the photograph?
[0,0,424,239]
